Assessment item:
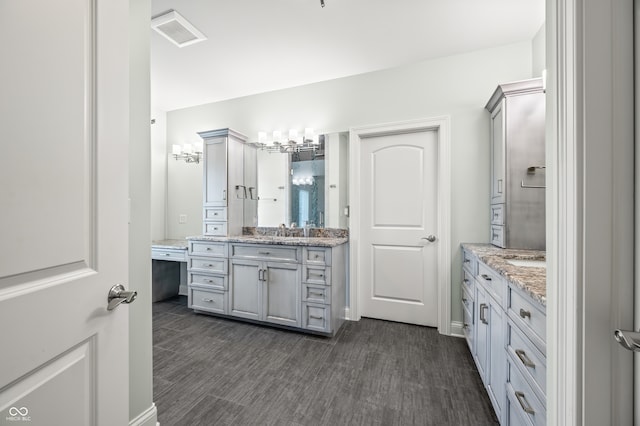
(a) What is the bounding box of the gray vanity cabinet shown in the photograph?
[229,244,302,327]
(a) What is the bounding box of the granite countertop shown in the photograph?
[187,235,348,248]
[152,239,189,250]
[462,243,546,307]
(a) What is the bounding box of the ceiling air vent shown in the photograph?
[151,10,206,48]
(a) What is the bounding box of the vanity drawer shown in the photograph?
[462,300,474,351]
[462,286,474,322]
[507,358,546,426]
[491,225,505,248]
[189,241,227,257]
[231,244,300,262]
[151,248,187,262]
[478,262,506,308]
[188,272,227,290]
[491,203,504,225]
[188,257,228,274]
[189,286,226,314]
[204,221,228,236]
[204,207,227,221]
[508,286,546,353]
[302,284,331,305]
[303,265,331,286]
[507,320,546,402]
[302,303,331,333]
[304,247,331,266]
[462,248,478,275]
[462,269,475,299]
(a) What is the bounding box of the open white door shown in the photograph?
[0,1,131,425]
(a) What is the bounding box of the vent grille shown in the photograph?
[151,10,206,48]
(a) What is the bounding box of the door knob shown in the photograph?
[107,284,137,311]
[422,235,437,243]
[614,329,640,352]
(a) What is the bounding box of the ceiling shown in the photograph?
[151,0,545,112]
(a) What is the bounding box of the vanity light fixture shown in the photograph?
[171,142,203,164]
[254,128,320,153]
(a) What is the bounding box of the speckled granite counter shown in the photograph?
[462,243,546,307]
[187,235,348,248]
[152,239,188,250]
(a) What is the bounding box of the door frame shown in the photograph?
[348,117,451,333]
[547,0,634,424]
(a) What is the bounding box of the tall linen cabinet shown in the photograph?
[485,78,545,250]
[198,128,257,236]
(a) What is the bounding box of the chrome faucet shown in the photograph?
[278,223,286,237]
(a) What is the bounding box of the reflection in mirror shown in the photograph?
[291,157,325,227]
[257,132,349,228]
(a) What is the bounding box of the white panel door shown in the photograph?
[0,1,130,425]
[360,129,439,326]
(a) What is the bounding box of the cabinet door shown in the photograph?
[475,283,489,383]
[263,262,301,327]
[490,100,506,204]
[229,259,261,320]
[204,136,228,207]
[487,297,506,422]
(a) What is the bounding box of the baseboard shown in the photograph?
[450,321,464,338]
[129,403,158,426]
[344,307,351,321]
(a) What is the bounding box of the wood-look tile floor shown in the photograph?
[153,296,499,426]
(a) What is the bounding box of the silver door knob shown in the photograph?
[614,329,640,352]
[107,284,137,311]
[422,235,437,243]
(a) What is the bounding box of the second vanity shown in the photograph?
[186,230,348,336]
[462,243,546,426]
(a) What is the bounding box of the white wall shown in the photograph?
[532,23,546,77]
[162,41,533,323]
[129,0,155,424]
[151,109,167,241]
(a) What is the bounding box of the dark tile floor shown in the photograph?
[153,296,499,425]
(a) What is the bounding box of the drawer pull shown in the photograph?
[309,291,324,297]
[479,303,489,324]
[207,279,213,283]
[515,349,536,368]
[463,323,469,330]
[462,297,468,304]
[202,298,214,303]
[514,391,535,415]
[481,274,492,281]
[164,253,170,256]
[463,278,469,284]
[206,247,211,251]
[315,254,320,259]
[310,315,323,320]
[207,264,214,267]
[519,308,531,319]
[464,259,470,263]
[258,251,271,255]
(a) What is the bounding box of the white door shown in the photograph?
[359,129,439,326]
[0,1,130,425]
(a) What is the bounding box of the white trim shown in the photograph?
[343,306,351,321]
[548,0,635,424]
[449,321,464,338]
[129,403,158,426]
[348,116,451,334]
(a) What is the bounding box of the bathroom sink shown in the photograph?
[506,259,546,268]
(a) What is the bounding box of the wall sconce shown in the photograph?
[255,128,320,153]
[172,142,203,163]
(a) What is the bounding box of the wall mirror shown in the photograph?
[256,132,349,229]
